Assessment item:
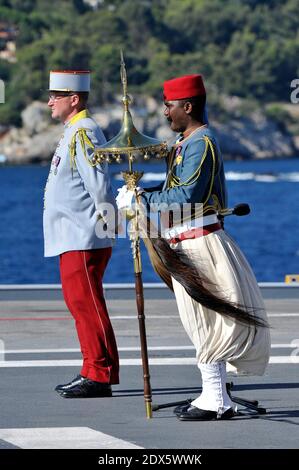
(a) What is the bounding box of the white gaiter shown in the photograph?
[191,361,233,415]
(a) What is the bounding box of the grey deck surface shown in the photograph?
[0,293,298,450]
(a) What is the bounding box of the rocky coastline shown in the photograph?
[0,98,298,164]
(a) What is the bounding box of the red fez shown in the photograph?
[163,74,206,101]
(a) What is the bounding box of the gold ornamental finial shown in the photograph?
[120,50,128,100]
[94,51,168,166]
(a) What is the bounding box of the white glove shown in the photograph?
[116,186,134,210]
[116,185,143,210]
[116,185,128,197]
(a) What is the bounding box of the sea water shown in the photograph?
[0,158,298,284]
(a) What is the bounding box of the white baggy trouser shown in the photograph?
[171,229,270,414]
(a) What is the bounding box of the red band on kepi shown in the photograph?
[163,74,206,101]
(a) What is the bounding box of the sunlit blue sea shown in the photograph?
[0,158,298,284]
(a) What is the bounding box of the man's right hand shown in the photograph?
[116,186,134,210]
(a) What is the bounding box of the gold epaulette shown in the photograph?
[70,128,97,169]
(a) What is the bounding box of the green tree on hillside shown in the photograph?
[0,0,298,125]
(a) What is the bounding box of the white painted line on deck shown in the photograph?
[4,348,81,354]
[2,344,295,354]
[0,427,142,449]
[0,315,179,321]
[0,356,298,367]
[269,356,299,364]
[0,313,297,321]
[111,314,299,319]
[268,313,299,317]
[112,315,179,319]
[3,346,194,354]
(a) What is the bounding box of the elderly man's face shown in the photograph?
[164,100,189,133]
[48,92,78,123]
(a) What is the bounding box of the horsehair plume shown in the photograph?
[151,237,268,328]
[139,213,268,328]
[137,201,268,328]
[139,210,173,290]
[142,235,173,291]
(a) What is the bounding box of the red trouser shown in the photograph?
[60,248,119,384]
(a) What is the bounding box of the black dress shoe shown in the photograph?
[173,401,193,416]
[55,375,85,393]
[59,378,112,398]
[178,406,235,421]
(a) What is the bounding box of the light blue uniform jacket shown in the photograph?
[43,110,116,257]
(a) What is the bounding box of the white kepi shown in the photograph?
[49,70,90,92]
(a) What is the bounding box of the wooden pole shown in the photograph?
[123,174,152,418]
[135,271,152,418]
